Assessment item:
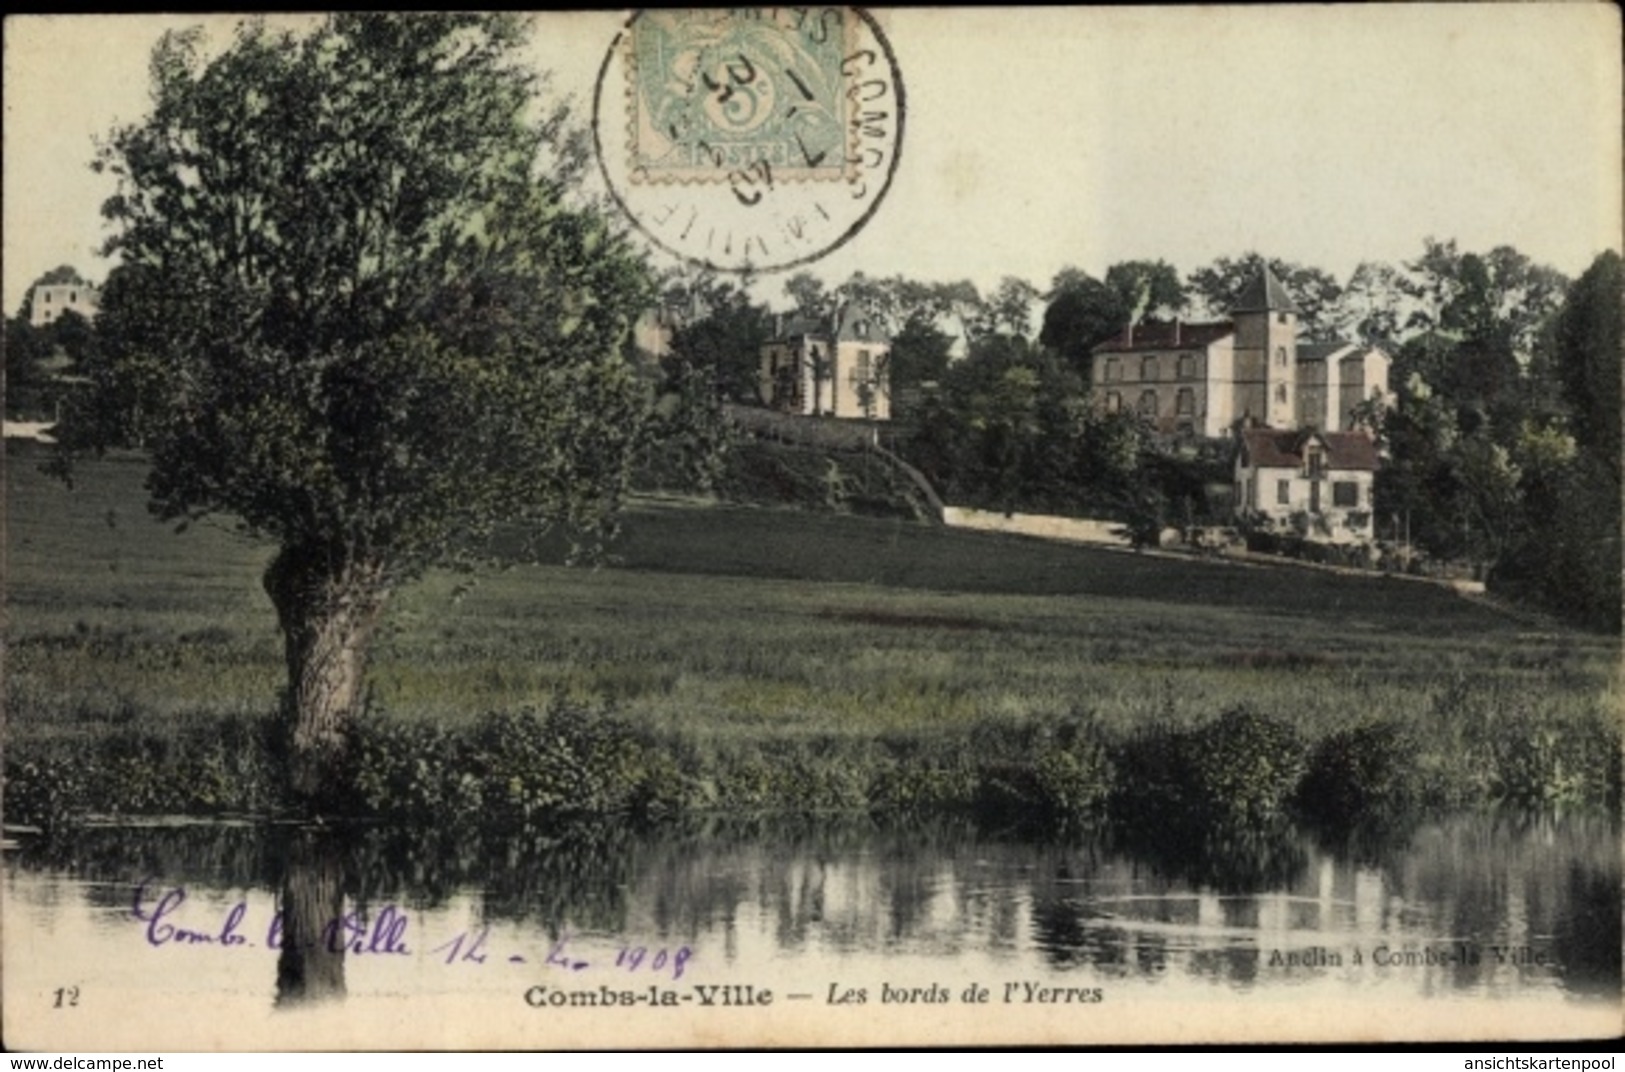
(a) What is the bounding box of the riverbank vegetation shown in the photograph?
[7,449,1617,833]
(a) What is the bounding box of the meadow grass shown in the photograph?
[5,445,1618,825]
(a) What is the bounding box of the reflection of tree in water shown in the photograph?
[345,822,641,938]
[1111,819,1308,895]
[275,832,347,1008]
[1374,812,1622,997]
[17,824,277,905]
[1023,826,1294,985]
[1550,862,1622,997]
[11,809,1620,1002]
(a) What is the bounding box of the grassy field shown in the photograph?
[5,445,1619,824]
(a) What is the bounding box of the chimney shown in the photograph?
[775,313,783,339]
[1126,320,1133,347]
[1173,317,1181,346]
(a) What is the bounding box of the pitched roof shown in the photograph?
[1092,319,1234,354]
[1232,264,1298,314]
[776,316,826,339]
[770,303,891,345]
[832,302,890,345]
[1238,428,1380,471]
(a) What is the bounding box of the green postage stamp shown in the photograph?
[625,9,854,184]
[595,7,905,272]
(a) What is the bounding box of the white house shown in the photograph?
[29,281,99,328]
[760,303,891,421]
[1234,427,1380,543]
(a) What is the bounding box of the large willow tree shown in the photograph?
[67,15,657,805]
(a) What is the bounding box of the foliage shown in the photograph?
[665,273,772,404]
[1114,707,1306,829]
[1038,267,1128,379]
[4,309,100,420]
[1297,721,1420,830]
[901,331,1154,519]
[1185,253,1344,341]
[55,15,663,804]
[886,318,954,405]
[1493,252,1622,631]
[1103,259,1185,322]
[1552,250,1622,467]
[986,276,1040,339]
[1401,239,1568,364]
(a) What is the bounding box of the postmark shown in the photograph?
[593,7,904,273]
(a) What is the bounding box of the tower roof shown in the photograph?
[1232,264,1298,314]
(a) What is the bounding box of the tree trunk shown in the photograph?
[264,543,389,809]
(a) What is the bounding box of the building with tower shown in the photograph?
[1089,264,1390,440]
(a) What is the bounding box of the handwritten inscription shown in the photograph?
[128,882,693,979]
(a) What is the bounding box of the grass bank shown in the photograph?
[5,447,1619,829]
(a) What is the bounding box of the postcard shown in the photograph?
[3,8,1621,1051]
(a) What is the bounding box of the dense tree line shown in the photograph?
[20,177,1615,629]
[644,243,1615,629]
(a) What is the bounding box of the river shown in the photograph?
[3,811,1618,1048]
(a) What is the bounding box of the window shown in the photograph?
[1141,356,1158,381]
[1105,391,1121,414]
[70,291,77,303]
[1176,388,1195,416]
[43,292,51,303]
[1276,346,1288,367]
[1305,446,1326,479]
[1277,313,1288,324]
[1138,390,1158,417]
[1276,384,1288,403]
[1333,481,1359,508]
[1178,353,1197,378]
[1276,479,1291,505]
[1105,358,1121,383]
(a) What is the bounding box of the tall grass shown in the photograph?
[5,449,1619,828]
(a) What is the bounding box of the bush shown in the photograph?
[1298,721,1419,829]
[1114,706,1304,829]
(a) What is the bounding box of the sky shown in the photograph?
[4,8,1620,316]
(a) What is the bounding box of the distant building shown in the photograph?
[760,304,891,421]
[1234,427,1381,542]
[29,281,99,328]
[1090,265,1391,438]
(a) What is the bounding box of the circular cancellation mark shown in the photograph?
[592,7,905,274]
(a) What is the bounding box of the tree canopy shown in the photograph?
[66,14,661,802]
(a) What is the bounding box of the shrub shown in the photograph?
[1297,721,1419,829]
[963,712,1114,825]
[1181,706,1305,825]
[1486,717,1620,810]
[1114,706,1304,830]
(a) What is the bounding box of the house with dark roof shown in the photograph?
[759,304,891,420]
[1234,427,1381,542]
[1089,264,1390,439]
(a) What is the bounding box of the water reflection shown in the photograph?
[5,811,1619,1013]
[275,832,347,1007]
